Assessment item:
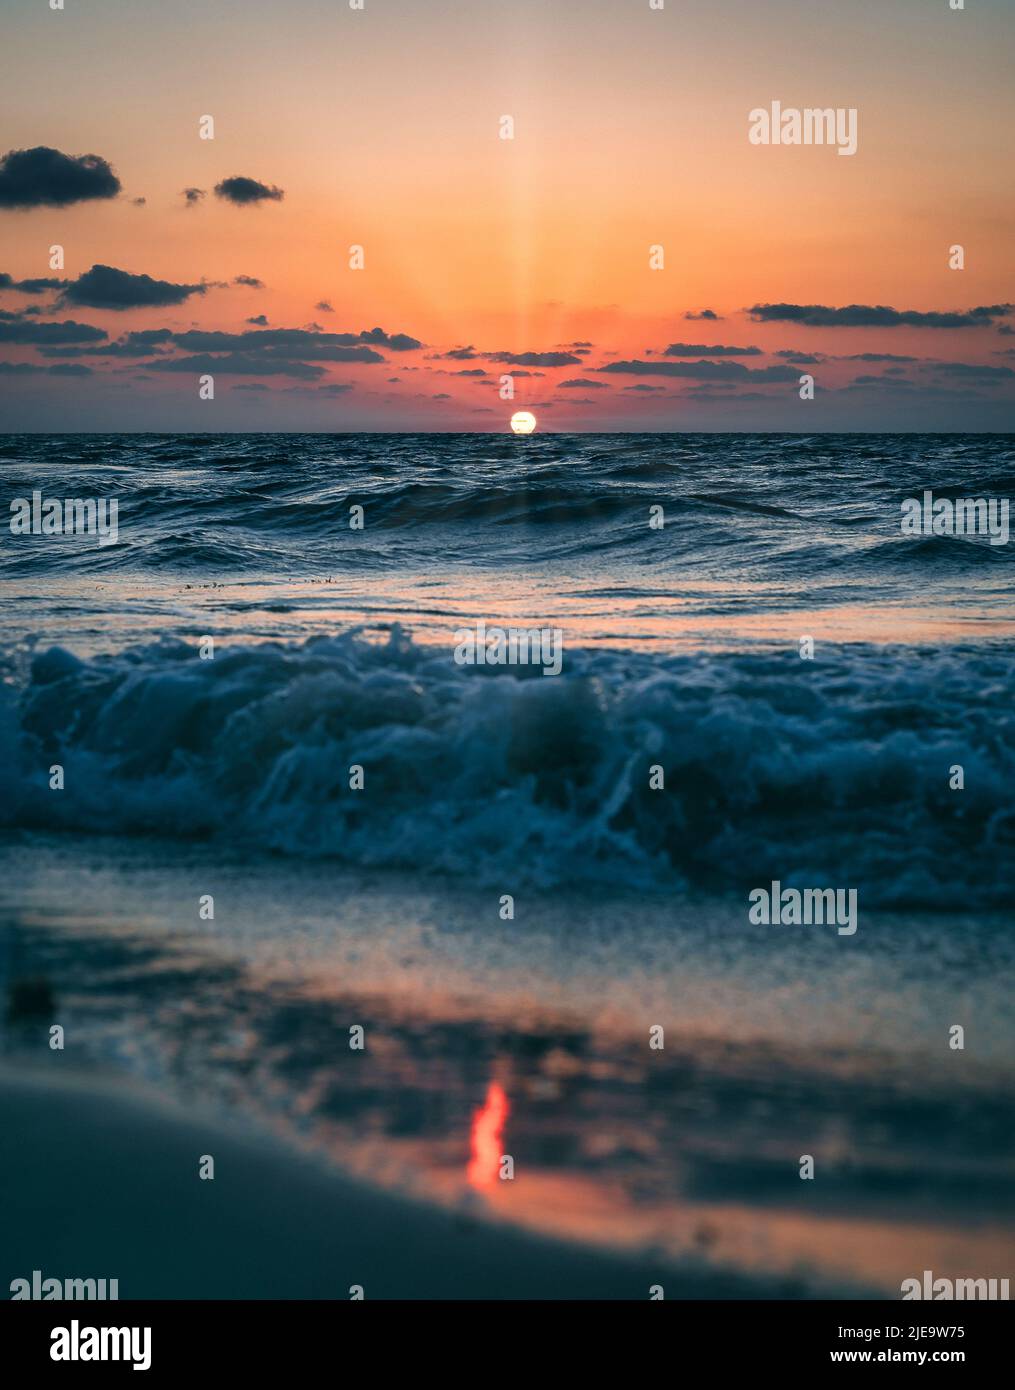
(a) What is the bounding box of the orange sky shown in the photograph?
[1,0,1013,429]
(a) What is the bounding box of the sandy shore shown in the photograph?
[0,1064,802,1300]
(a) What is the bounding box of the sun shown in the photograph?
[510,410,537,434]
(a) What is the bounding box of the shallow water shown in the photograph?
[1,835,1013,1297]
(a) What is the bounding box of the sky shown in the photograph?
[1,0,1013,431]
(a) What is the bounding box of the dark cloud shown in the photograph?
[0,359,92,376]
[150,352,322,379]
[487,350,582,367]
[929,362,1014,380]
[214,176,284,206]
[623,384,667,392]
[454,368,487,377]
[749,302,1013,329]
[358,326,422,351]
[438,346,479,360]
[598,359,799,382]
[131,197,146,208]
[61,264,206,310]
[684,309,722,321]
[558,378,609,389]
[0,146,121,209]
[233,275,264,288]
[0,310,107,345]
[232,383,269,392]
[0,274,69,294]
[775,350,824,364]
[169,327,385,362]
[318,383,354,395]
[663,341,761,357]
[182,188,206,207]
[841,352,918,363]
[246,314,269,326]
[315,300,334,313]
[39,329,174,359]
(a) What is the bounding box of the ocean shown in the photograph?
[1,432,1013,1297]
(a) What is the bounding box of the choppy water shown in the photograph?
[2,433,1014,907]
[1,432,1013,652]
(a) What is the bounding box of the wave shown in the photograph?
[2,629,1012,908]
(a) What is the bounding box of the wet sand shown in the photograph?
[0,1065,818,1300]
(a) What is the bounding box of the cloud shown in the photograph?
[928,362,1014,381]
[437,345,479,360]
[663,341,761,357]
[775,350,824,364]
[233,275,264,289]
[0,360,92,376]
[39,329,174,358]
[214,176,284,206]
[850,375,916,388]
[841,352,918,363]
[598,359,799,382]
[61,264,206,310]
[150,352,322,379]
[0,310,107,345]
[246,314,269,326]
[358,326,422,351]
[487,350,582,367]
[622,383,667,392]
[168,327,386,362]
[315,300,334,313]
[454,368,487,376]
[0,274,69,294]
[749,302,1013,328]
[558,378,610,389]
[0,146,121,209]
[182,187,206,207]
[684,310,722,321]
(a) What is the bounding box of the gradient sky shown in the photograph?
[1,0,1013,430]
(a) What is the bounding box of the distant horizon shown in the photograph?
[5,427,1014,438]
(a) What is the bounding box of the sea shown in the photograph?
[1,431,1013,1296]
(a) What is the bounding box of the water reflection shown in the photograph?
[467,1081,509,1190]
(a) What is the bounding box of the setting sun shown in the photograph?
[510,411,537,434]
